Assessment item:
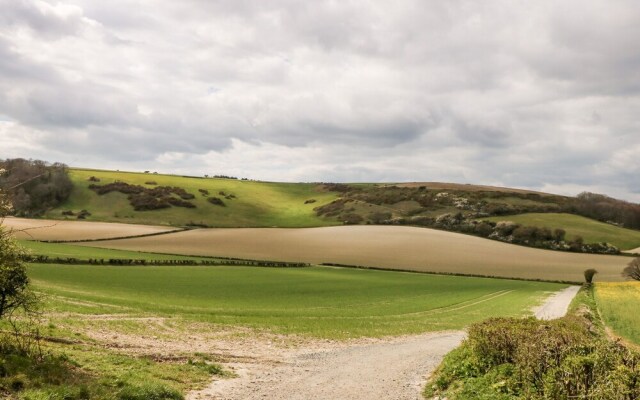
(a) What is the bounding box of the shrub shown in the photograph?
[474,222,493,237]
[368,211,391,224]
[341,213,363,225]
[427,288,640,400]
[76,210,91,219]
[89,183,196,211]
[584,269,598,284]
[207,197,225,207]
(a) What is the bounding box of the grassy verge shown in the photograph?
[424,285,640,399]
[0,329,227,400]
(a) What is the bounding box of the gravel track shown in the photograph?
[533,285,581,320]
[188,286,580,400]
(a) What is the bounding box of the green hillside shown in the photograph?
[483,213,640,250]
[45,169,339,227]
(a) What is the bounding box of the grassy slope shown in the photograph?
[483,212,640,250]
[29,264,564,339]
[45,168,339,227]
[595,281,640,345]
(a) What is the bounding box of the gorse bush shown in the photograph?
[426,288,640,400]
[89,182,196,211]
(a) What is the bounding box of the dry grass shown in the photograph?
[81,225,629,282]
[2,217,175,241]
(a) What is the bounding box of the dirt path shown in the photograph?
[188,286,580,400]
[533,286,581,320]
[626,246,640,255]
[188,331,465,400]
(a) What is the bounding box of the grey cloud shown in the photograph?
[0,0,84,38]
[0,0,639,201]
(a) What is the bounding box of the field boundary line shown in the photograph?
[320,263,582,284]
[36,227,190,243]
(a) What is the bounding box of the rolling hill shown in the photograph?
[45,168,339,227]
[43,168,572,229]
[28,167,640,255]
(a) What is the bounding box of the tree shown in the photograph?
[0,158,72,216]
[553,228,566,242]
[583,268,598,285]
[0,227,34,319]
[622,257,640,281]
[0,179,38,321]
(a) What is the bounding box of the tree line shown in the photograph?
[0,158,73,216]
[569,192,640,230]
[26,255,309,268]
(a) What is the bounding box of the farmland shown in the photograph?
[29,263,564,338]
[81,225,631,282]
[44,168,339,227]
[20,240,212,261]
[595,281,640,345]
[482,213,640,250]
[2,216,177,241]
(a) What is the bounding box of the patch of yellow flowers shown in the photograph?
[596,281,640,302]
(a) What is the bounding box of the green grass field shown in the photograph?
[29,264,565,338]
[482,213,640,250]
[20,240,213,261]
[45,168,339,227]
[595,282,640,345]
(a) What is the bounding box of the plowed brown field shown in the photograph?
[2,217,175,241]
[81,225,629,282]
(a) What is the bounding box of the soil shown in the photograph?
[2,217,174,241]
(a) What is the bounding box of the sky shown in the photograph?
[0,0,639,201]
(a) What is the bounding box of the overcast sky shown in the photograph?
[1,0,639,201]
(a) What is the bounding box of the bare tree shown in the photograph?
[622,257,640,281]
